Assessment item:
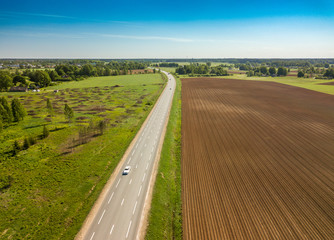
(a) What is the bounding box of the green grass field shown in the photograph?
[145,75,182,240]
[158,67,177,73]
[0,74,165,239]
[227,74,334,95]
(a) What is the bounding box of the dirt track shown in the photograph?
[181,78,334,239]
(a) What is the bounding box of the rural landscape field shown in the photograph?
[0,73,165,239]
[181,77,334,239]
[1,0,334,239]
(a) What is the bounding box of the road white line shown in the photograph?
[116,179,121,188]
[129,179,132,185]
[151,147,154,152]
[146,162,149,170]
[142,133,144,137]
[144,143,147,147]
[149,153,152,160]
[136,164,138,168]
[141,152,143,157]
[127,157,132,164]
[90,232,95,240]
[132,150,135,156]
[138,185,142,196]
[133,201,137,215]
[136,143,138,148]
[126,221,132,239]
[110,225,114,235]
[108,192,114,204]
[98,210,106,224]
[142,173,146,182]
[121,198,124,206]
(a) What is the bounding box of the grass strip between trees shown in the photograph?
[145,75,182,239]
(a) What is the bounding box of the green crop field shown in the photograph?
[146,75,182,240]
[0,74,165,239]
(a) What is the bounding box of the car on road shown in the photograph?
[122,166,131,175]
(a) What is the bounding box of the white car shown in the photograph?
[122,166,131,175]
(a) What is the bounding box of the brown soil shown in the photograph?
[318,81,334,85]
[181,77,334,239]
[128,69,153,74]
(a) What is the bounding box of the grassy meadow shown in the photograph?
[0,74,165,239]
[227,74,334,95]
[146,75,182,240]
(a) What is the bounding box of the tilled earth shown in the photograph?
[181,78,334,239]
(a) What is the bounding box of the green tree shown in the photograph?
[0,104,10,124]
[0,97,12,123]
[13,75,27,86]
[269,67,276,75]
[260,66,268,75]
[80,64,94,76]
[33,71,52,87]
[0,73,13,91]
[247,70,254,77]
[13,140,21,156]
[23,137,30,150]
[98,120,107,135]
[324,68,334,78]
[11,98,26,122]
[297,71,305,78]
[42,125,49,139]
[49,70,59,81]
[64,104,74,122]
[28,136,36,145]
[0,119,3,132]
[46,98,54,116]
[277,67,288,76]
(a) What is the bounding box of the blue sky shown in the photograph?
[0,0,333,58]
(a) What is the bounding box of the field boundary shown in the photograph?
[145,74,182,240]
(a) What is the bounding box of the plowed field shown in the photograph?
[181,78,334,239]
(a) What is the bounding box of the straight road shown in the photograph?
[81,71,175,240]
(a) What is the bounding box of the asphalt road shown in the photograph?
[83,71,175,240]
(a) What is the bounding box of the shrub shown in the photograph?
[13,140,21,156]
[42,125,49,139]
[28,136,37,145]
[23,137,30,150]
[297,71,305,78]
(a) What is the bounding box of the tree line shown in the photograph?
[0,97,26,128]
[152,63,179,67]
[0,61,149,92]
[175,63,229,76]
[246,66,288,77]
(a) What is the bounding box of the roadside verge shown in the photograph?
[145,75,182,239]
